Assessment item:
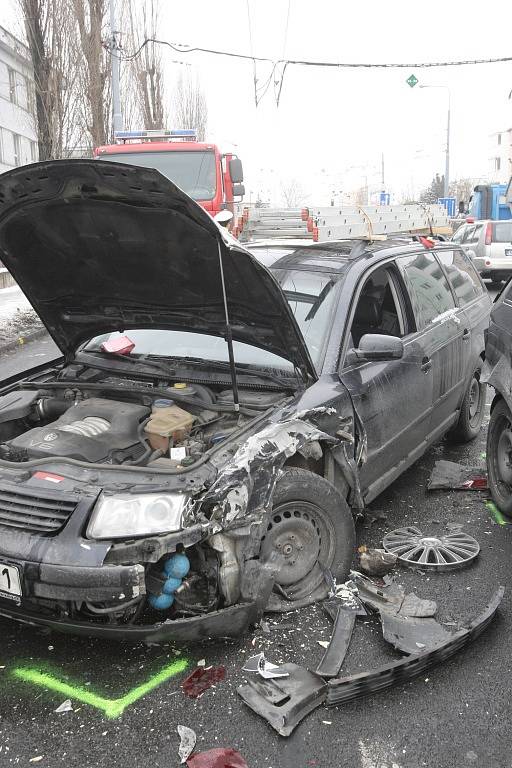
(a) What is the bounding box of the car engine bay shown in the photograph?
[0,375,287,470]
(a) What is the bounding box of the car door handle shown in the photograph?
[462,328,471,341]
[421,356,432,373]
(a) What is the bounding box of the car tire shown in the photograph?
[487,399,512,517]
[449,368,485,443]
[259,468,355,605]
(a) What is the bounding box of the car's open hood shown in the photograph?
[0,160,316,379]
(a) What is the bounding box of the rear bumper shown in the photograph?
[474,256,512,277]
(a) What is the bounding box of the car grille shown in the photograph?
[0,484,79,534]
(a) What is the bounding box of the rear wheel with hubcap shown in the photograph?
[487,399,512,517]
[260,468,355,607]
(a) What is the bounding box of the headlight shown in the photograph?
[87,493,187,540]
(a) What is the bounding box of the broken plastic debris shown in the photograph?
[238,662,327,737]
[187,748,248,768]
[197,659,206,667]
[428,460,487,491]
[358,546,397,577]
[178,725,197,764]
[181,666,226,699]
[54,699,73,713]
[242,653,289,679]
[317,640,330,649]
[29,758,43,764]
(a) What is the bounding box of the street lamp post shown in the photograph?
[419,84,451,198]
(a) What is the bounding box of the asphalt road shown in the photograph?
[0,293,510,768]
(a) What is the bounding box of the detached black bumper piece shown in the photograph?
[326,586,504,705]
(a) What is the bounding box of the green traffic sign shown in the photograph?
[406,74,418,88]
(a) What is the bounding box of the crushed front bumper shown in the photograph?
[0,600,261,643]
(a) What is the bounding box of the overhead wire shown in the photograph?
[117,38,512,106]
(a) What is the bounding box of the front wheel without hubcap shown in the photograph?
[487,399,512,517]
[259,468,355,607]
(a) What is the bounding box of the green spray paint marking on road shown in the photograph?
[485,500,510,527]
[13,658,188,718]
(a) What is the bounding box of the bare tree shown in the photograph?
[125,0,166,130]
[280,178,307,208]
[171,72,207,141]
[19,0,84,158]
[72,0,110,148]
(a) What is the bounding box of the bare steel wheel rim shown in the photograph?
[383,526,480,571]
[468,376,483,426]
[260,500,336,596]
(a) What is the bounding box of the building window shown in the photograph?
[8,68,16,104]
[495,158,502,171]
[498,133,502,145]
[13,134,21,166]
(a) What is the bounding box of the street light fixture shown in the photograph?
[419,84,451,198]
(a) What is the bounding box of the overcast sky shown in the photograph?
[5,0,512,205]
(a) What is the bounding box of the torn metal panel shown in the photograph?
[237,663,327,737]
[327,587,504,706]
[315,606,356,678]
[198,407,352,527]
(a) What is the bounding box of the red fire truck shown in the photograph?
[94,129,244,217]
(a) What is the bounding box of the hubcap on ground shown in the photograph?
[260,500,334,587]
[383,526,480,571]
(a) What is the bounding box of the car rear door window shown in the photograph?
[492,222,512,243]
[435,249,483,306]
[396,252,455,330]
[451,225,466,244]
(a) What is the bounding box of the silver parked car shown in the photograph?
[451,219,512,285]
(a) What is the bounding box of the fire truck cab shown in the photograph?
[94,129,244,217]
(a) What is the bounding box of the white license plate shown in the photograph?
[0,562,22,602]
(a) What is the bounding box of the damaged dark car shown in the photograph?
[0,160,491,642]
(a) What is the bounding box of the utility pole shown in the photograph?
[110,0,123,134]
[445,95,451,198]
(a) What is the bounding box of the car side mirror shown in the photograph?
[356,334,404,361]
[229,158,244,184]
[232,183,245,198]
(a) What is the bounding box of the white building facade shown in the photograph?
[0,25,38,175]
[489,128,512,184]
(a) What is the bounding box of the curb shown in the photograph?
[0,326,49,355]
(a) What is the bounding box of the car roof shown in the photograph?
[247,237,458,273]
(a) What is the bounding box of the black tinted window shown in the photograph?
[436,249,483,306]
[397,252,455,330]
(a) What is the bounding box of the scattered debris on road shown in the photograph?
[383,526,480,570]
[54,699,73,714]
[181,666,226,699]
[178,725,197,764]
[242,653,289,679]
[358,545,397,576]
[187,748,248,768]
[428,460,488,490]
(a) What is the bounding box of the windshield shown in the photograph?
[493,222,512,243]
[98,150,217,201]
[83,269,338,373]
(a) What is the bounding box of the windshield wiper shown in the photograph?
[148,355,298,388]
[76,351,297,388]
